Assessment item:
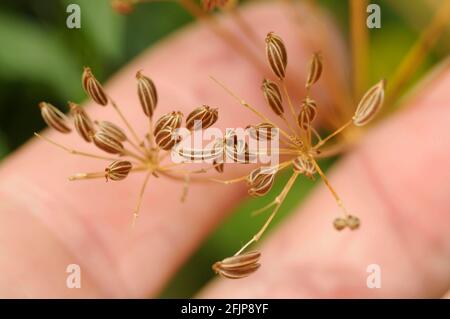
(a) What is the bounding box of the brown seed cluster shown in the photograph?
[37,11,387,281]
[37,67,224,225]
[334,215,360,231]
[210,31,385,279]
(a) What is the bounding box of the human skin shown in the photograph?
[0,2,449,298]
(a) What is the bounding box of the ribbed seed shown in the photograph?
[69,102,94,143]
[155,127,180,151]
[136,71,158,118]
[262,79,284,116]
[346,215,360,230]
[95,121,127,142]
[154,111,183,135]
[212,251,261,279]
[353,79,385,126]
[305,53,323,89]
[247,166,277,197]
[247,122,277,141]
[186,105,218,131]
[82,67,108,106]
[265,32,287,80]
[93,130,124,154]
[105,160,132,181]
[333,217,347,231]
[39,102,71,133]
[297,97,317,130]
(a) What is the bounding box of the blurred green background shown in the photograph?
[0,0,447,297]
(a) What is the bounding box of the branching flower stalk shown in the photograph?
[37,68,222,226]
[37,0,449,280]
[211,32,385,279]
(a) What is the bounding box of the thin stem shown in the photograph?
[179,0,266,72]
[68,172,105,181]
[210,160,292,185]
[281,82,299,128]
[313,120,352,150]
[283,0,354,123]
[314,142,349,158]
[110,99,146,153]
[385,0,450,108]
[227,6,261,50]
[122,148,147,163]
[132,171,152,227]
[127,139,148,157]
[147,116,156,149]
[311,127,322,142]
[180,173,190,202]
[210,76,293,142]
[350,0,369,99]
[209,175,247,185]
[157,170,206,183]
[251,200,277,217]
[311,158,348,218]
[281,115,298,137]
[234,171,299,256]
[68,165,148,181]
[35,133,126,162]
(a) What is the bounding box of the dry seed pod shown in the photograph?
[265,32,287,80]
[202,0,229,11]
[261,79,284,116]
[212,251,261,279]
[154,111,183,135]
[186,105,218,131]
[155,127,180,151]
[305,53,323,89]
[297,97,317,130]
[105,160,132,181]
[293,156,316,179]
[346,215,360,230]
[213,160,224,173]
[111,0,134,15]
[353,79,385,126]
[82,67,108,106]
[93,130,124,154]
[246,122,277,141]
[95,120,127,142]
[69,102,94,143]
[39,102,71,133]
[136,71,158,118]
[247,166,277,197]
[333,217,347,231]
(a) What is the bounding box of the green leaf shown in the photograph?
[0,12,82,98]
[0,132,10,160]
[62,0,125,62]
